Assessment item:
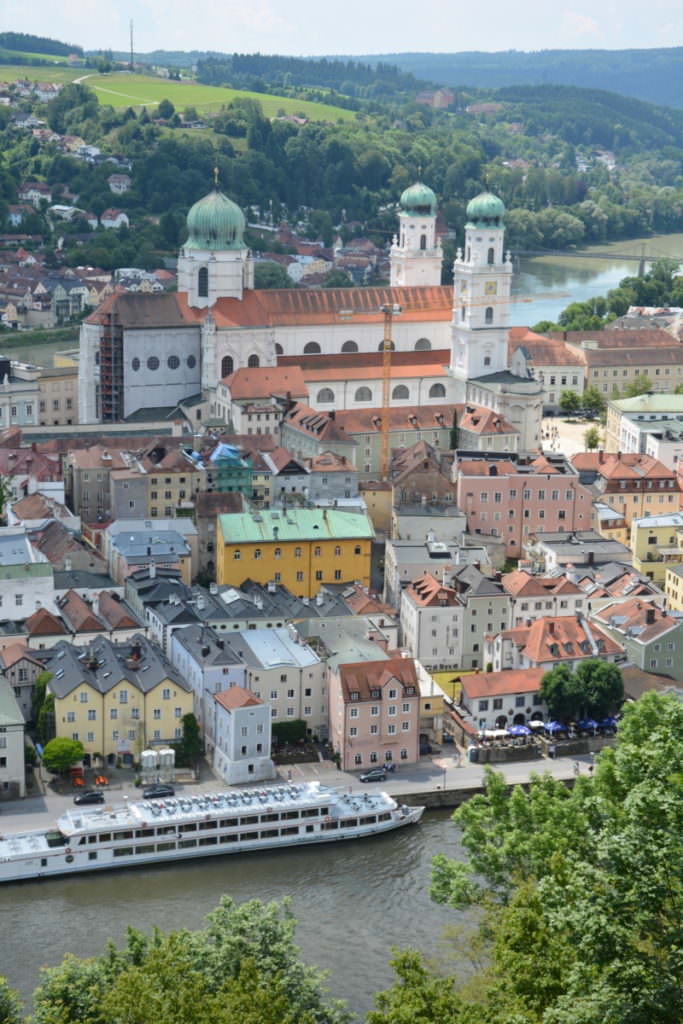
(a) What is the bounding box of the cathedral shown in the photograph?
[78,181,541,448]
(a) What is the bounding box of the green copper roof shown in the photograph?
[184,188,246,251]
[466,191,505,228]
[218,509,375,545]
[399,181,437,216]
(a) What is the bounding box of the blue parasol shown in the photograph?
[508,724,532,736]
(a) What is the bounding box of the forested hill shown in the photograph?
[492,85,683,152]
[0,32,82,57]
[352,48,683,108]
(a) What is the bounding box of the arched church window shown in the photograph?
[248,354,260,369]
[354,386,372,402]
[415,338,431,351]
[485,307,494,325]
[420,234,427,250]
[317,388,335,403]
[187,354,197,369]
[466,247,471,262]
[378,340,395,351]
[392,385,409,400]
[487,247,495,265]
[221,355,234,378]
[304,342,321,354]
[429,383,446,398]
[198,267,208,298]
[275,344,283,355]
[342,340,358,353]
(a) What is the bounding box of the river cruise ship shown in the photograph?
[0,782,424,883]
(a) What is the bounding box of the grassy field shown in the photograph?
[85,73,355,121]
[0,49,69,64]
[0,62,81,83]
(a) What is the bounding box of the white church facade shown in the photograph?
[78,180,541,450]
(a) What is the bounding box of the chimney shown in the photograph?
[645,607,656,625]
[598,449,604,463]
[329,410,335,421]
[548,621,555,634]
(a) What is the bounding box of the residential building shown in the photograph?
[501,570,586,626]
[604,394,683,454]
[37,364,79,426]
[400,573,462,671]
[562,329,683,398]
[592,597,683,681]
[195,490,248,576]
[487,615,624,673]
[630,512,683,583]
[103,518,199,580]
[0,357,41,428]
[359,480,392,536]
[0,679,25,798]
[453,451,593,557]
[38,634,193,762]
[455,403,519,451]
[572,451,680,533]
[0,527,57,617]
[215,365,307,432]
[169,623,246,730]
[0,643,43,722]
[508,328,585,413]
[109,530,192,585]
[216,509,374,598]
[457,667,547,732]
[384,535,491,609]
[328,657,420,771]
[210,686,276,785]
[229,627,327,737]
[665,564,683,612]
[524,530,633,573]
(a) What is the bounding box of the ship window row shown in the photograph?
[92,807,333,843]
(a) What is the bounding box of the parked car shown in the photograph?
[142,784,175,799]
[359,768,387,783]
[73,790,104,805]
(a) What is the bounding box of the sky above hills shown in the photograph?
[6,0,681,56]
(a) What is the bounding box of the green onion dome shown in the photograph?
[465,191,505,228]
[184,188,246,251]
[399,181,437,216]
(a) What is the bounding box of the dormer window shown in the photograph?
[350,691,360,701]
[370,688,380,699]
[405,686,416,696]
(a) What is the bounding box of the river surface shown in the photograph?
[0,810,461,1019]
[512,231,683,327]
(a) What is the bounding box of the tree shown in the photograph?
[322,269,353,288]
[539,663,581,721]
[580,386,606,419]
[157,98,175,120]
[559,389,581,416]
[428,693,683,1024]
[583,424,600,450]
[623,374,654,397]
[254,261,291,289]
[41,737,84,775]
[0,977,22,1024]
[173,712,203,767]
[32,897,350,1024]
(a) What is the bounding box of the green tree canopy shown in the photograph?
[157,98,176,120]
[254,261,292,289]
[31,897,349,1024]
[623,374,654,397]
[425,693,683,1024]
[541,659,623,721]
[583,424,601,450]
[41,737,84,775]
[559,389,581,416]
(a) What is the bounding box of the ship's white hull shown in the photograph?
[0,797,423,884]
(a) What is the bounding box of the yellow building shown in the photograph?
[217,508,374,598]
[630,512,683,584]
[360,480,393,536]
[44,635,193,763]
[665,564,683,611]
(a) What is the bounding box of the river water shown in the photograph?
[0,810,461,1019]
[512,232,683,327]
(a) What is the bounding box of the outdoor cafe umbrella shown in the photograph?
[508,724,532,737]
[600,716,618,729]
[577,718,599,731]
[545,721,564,734]
[529,719,545,729]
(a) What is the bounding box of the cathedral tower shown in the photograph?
[390,181,443,287]
[450,191,512,386]
[177,184,254,308]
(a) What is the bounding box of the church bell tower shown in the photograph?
[390,181,443,287]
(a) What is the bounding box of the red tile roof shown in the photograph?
[593,597,678,643]
[58,591,104,633]
[24,607,67,635]
[502,570,582,598]
[224,366,308,399]
[461,667,545,698]
[214,685,262,710]
[338,657,418,702]
[406,573,459,607]
[499,615,623,663]
[0,642,41,669]
[571,452,675,481]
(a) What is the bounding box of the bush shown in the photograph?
[272,719,307,745]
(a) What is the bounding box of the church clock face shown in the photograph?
[484,280,497,295]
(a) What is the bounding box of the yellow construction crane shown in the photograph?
[379,302,401,480]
